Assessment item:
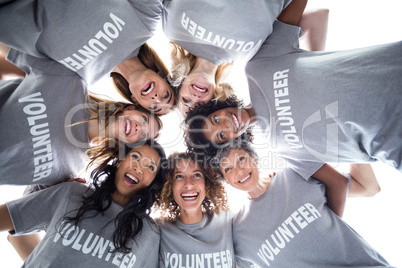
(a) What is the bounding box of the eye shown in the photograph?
[131,153,139,161]
[219,132,225,140]
[239,156,245,162]
[213,115,219,123]
[224,167,232,173]
[148,165,155,172]
[182,97,190,103]
[174,174,183,180]
[141,132,147,140]
[193,173,202,178]
[163,91,169,99]
[142,115,148,124]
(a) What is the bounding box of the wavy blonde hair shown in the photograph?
[157,152,229,222]
[168,43,234,102]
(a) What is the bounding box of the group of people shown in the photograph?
[0,0,401,267]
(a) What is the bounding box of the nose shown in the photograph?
[183,176,194,186]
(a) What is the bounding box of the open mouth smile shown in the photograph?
[181,191,199,201]
[238,172,251,184]
[124,173,139,185]
[141,82,155,96]
[192,84,208,93]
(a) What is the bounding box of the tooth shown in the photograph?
[240,174,250,183]
[126,174,138,183]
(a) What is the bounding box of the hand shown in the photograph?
[64,178,87,184]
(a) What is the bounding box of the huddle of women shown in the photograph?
[0,0,401,267]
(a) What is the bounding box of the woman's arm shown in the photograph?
[277,0,308,26]
[0,204,14,232]
[0,42,25,79]
[312,164,350,218]
[299,8,330,51]
[348,164,381,197]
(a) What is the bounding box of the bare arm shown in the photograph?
[312,164,350,218]
[277,0,308,26]
[299,8,330,51]
[348,164,381,197]
[0,204,14,232]
[0,42,25,79]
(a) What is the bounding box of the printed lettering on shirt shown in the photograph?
[18,92,53,182]
[163,250,233,268]
[273,69,303,149]
[181,12,262,53]
[54,222,137,268]
[58,13,126,72]
[256,203,322,266]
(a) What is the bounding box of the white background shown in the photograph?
[1,0,402,266]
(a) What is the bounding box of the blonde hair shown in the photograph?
[168,43,234,102]
[157,152,229,222]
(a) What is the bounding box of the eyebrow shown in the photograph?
[133,150,158,166]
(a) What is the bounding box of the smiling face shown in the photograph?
[178,73,215,115]
[202,107,251,145]
[219,149,259,192]
[129,69,174,115]
[172,159,206,215]
[111,107,160,143]
[112,144,161,205]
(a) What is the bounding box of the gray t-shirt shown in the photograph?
[162,0,291,65]
[158,212,236,267]
[0,0,163,85]
[0,49,88,186]
[7,182,160,268]
[247,21,402,178]
[233,168,389,267]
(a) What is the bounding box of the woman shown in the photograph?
[156,152,235,267]
[164,0,329,115]
[0,141,166,267]
[185,31,402,175]
[0,1,175,115]
[214,139,389,267]
[162,0,291,116]
[0,44,162,187]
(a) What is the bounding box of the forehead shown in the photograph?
[174,158,200,172]
[221,149,249,164]
[128,145,160,163]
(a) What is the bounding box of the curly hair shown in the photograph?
[183,95,254,158]
[110,43,179,111]
[63,141,167,254]
[211,137,259,181]
[157,152,229,222]
[168,42,234,102]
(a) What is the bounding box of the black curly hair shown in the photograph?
[183,96,254,159]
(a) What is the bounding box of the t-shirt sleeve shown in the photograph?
[7,48,77,76]
[0,0,46,57]
[284,157,324,181]
[6,183,83,235]
[250,20,302,60]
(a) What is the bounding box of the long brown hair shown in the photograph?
[110,43,178,106]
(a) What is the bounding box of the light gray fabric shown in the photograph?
[0,49,88,186]
[0,0,162,85]
[158,212,236,267]
[7,182,160,268]
[233,168,390,267]
[247,21,402,178]
[162,0,291,65]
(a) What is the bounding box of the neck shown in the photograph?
[192,57,218,78]
[179,208,203,225]
[245,105,257,126]
[87,118,111,143]
[248,176,271,199]
[113,56,145,83]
